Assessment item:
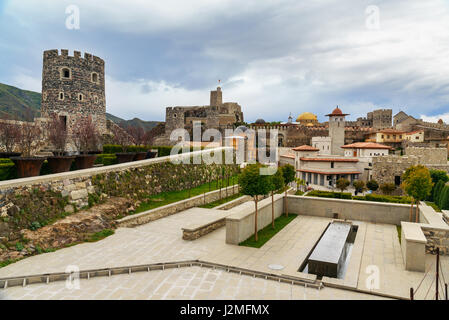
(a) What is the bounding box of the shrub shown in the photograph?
[336,178,350,192]
[103,144,124,154]
[380,183,396,195]
[15,242,24,251]
[366,180,379,192]
[29,221,42,231]
[433,180,445,206]
[353,180,366,193]
[0,161,16,181]
[95,154,118,166]
[307,190,352,199]
[363,194,412,204]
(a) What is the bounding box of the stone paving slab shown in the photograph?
[0,204,445,300]
[0,266,388,300]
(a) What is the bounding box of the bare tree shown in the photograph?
[0,121,21,153]
[126,126,146,146]
[46,115,68,156]
[17,122,42,157]
[110,124,133,152]
[72,117,100,154]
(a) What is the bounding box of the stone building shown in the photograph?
[41,49,107,135]
[372,147,449,190]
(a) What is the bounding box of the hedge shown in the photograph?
[95,154,118,166]
[306,189,412,204]
[0,160,16,181]
[306,190,352,199]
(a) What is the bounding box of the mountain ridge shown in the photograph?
[0,82,161,131]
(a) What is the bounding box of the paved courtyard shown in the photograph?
[0,206,447,300]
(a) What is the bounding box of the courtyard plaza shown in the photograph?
[0,206,446,300]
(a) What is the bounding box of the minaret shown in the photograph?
[325,106,348,156]
[288,112,293,124]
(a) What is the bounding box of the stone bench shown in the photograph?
[182,208,231,240]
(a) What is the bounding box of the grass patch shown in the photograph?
[86,229,115,242]
[239,214,298,248]
[295,190,305,196]
[425,201,441,212]
[199,192,243,209]
[397,225,402,244]
[133,175,239,214]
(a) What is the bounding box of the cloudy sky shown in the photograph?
[1,0,449,123]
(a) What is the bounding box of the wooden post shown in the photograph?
[410,287,414,300]
[436,247,440,300]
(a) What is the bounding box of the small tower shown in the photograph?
[210,87,223,107]
[41,49,106,135]
[288,113,293,124]
[326,106,348,156]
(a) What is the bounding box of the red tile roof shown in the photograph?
[280,154,295,159]
[292,145,319,151]
[341,142,393,150]
[300,157,359,162]
[325,106,349,117]
[298,169,361,175]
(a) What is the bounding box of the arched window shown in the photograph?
[59,92,64,101]
[91,72,98,83]
[61,67,71,79]
[78,93,84,101]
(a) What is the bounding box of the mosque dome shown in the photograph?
[296,112,317,122]
[255,119,266,124]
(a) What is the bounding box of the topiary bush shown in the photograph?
[306,190,352,199]
[0,159,16,181]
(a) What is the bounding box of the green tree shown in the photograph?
[429,170,449,201]
[336,178,350,193]
[269,170,285,228]
[353,180,366,194]
[239,164,272,241]
[280,164,296,217]
[380,183,396,195]
[433,180,445,208]
[440,186,449,210]
[295,178,306,192]
[402,165,433,222]
[366,180,379,192]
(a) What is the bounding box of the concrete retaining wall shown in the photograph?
[225,194,284,244]
[287,195,410,225]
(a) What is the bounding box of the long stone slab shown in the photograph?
[308,221,351,278]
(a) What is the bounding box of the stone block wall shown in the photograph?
[423,228,449,255]
[405,147,448,165]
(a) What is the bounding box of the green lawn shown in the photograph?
[239,214,298,248]
[133,175,239,214]
[199,192,243,208]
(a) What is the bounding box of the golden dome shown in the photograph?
[296,112,317,122]
[306,123,314,127]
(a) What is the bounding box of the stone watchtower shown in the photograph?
[41,49,107,135]
[326,106,348,156]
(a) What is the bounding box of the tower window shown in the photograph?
[58,92,64,100]
[94,96,99,103]
[78,93,84,101]
[43,92,47,101]
[61,67,71,79]
[91,72,99,83]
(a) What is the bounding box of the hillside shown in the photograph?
[0,83,161,131]
[0,83,41,120]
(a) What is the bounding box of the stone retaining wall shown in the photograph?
[0,148,236,239]
[423,227,449,255]
[117,185,239,228]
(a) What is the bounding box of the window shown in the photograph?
[395,176,401,186]
[78,93,84,101]
[91,73,99,83]
[61,67,71,79]
[331,162,334,168]
[43,92,47,101]
[94,96,99,103]
[58,92,64,100]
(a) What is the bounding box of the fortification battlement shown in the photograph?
[43,49,104,65]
